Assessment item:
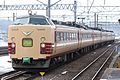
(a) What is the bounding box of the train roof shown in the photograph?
[15,15,114,33]
[16,15,47,19]
[52,20,114,33]
[52,20,87,29]
[86,26,114,33]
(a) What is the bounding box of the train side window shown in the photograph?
[67,33,69,41]
[61,32,64,41]
[63,32,64,41]
[73,33,75,40]
[72,33,74,40]
[56,32,60,42]
[69,33,71,40]
[86,34,87,39]
[86,34,88,39]
[71,33,74,40]
[74,33,77,40]
[68,33,70,41]
[55,32,58,42]
[67,33,69,40]
[66,33,68,41]
[60,32,62,41]
[74,33,76,40]
[76,33,78,40]
[71,33,72,40]
[64,32,67,41]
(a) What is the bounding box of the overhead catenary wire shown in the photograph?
[87,0,95,13]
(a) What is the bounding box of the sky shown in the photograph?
[0,0,120,22]
[0,0,119,6]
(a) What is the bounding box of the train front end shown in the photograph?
[8,15,55,70]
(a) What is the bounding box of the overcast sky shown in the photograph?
[0,0,120,22]
[0,0,120,6]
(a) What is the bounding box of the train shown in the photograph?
[8,14,115,70]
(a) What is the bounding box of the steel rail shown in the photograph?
[23,73,39,80]
[1,71,27,80]
[71,44,116,80]
[91,48,115,80]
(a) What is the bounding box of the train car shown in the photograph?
[55,25,79,55]
[8,14,115,70]
[79,28,93,49]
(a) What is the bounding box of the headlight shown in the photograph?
[41,43,45,48]
[11,43,15,48]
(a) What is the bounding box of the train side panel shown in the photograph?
[79,29,93,48]
[55,25,79,55]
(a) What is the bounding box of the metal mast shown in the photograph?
[46,0,62,18]
[74,0,77,23]
[46,0,50,18]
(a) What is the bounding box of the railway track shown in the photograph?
[31,43,117,80]
[0,71,39,80]
[0,43,118,80]
[1,71,26,80]
[71,44,117,80]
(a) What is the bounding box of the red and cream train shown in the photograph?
[8,15,115,70]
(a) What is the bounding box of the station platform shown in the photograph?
[100,68,120,80]
[0,55,14,75]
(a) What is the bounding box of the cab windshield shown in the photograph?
[14,18,29,25]
[13,17,52,25]
[29,18,49,25]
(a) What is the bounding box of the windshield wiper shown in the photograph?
[14,23,23,25]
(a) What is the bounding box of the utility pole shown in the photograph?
[37,0,61,18]
[94,13,97,27]
[104,0,106,5]
[4,0,5,7]
[13,13,15,21]
[74,0,77,23]
[46,0,50,18]
[97,14,98,27]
